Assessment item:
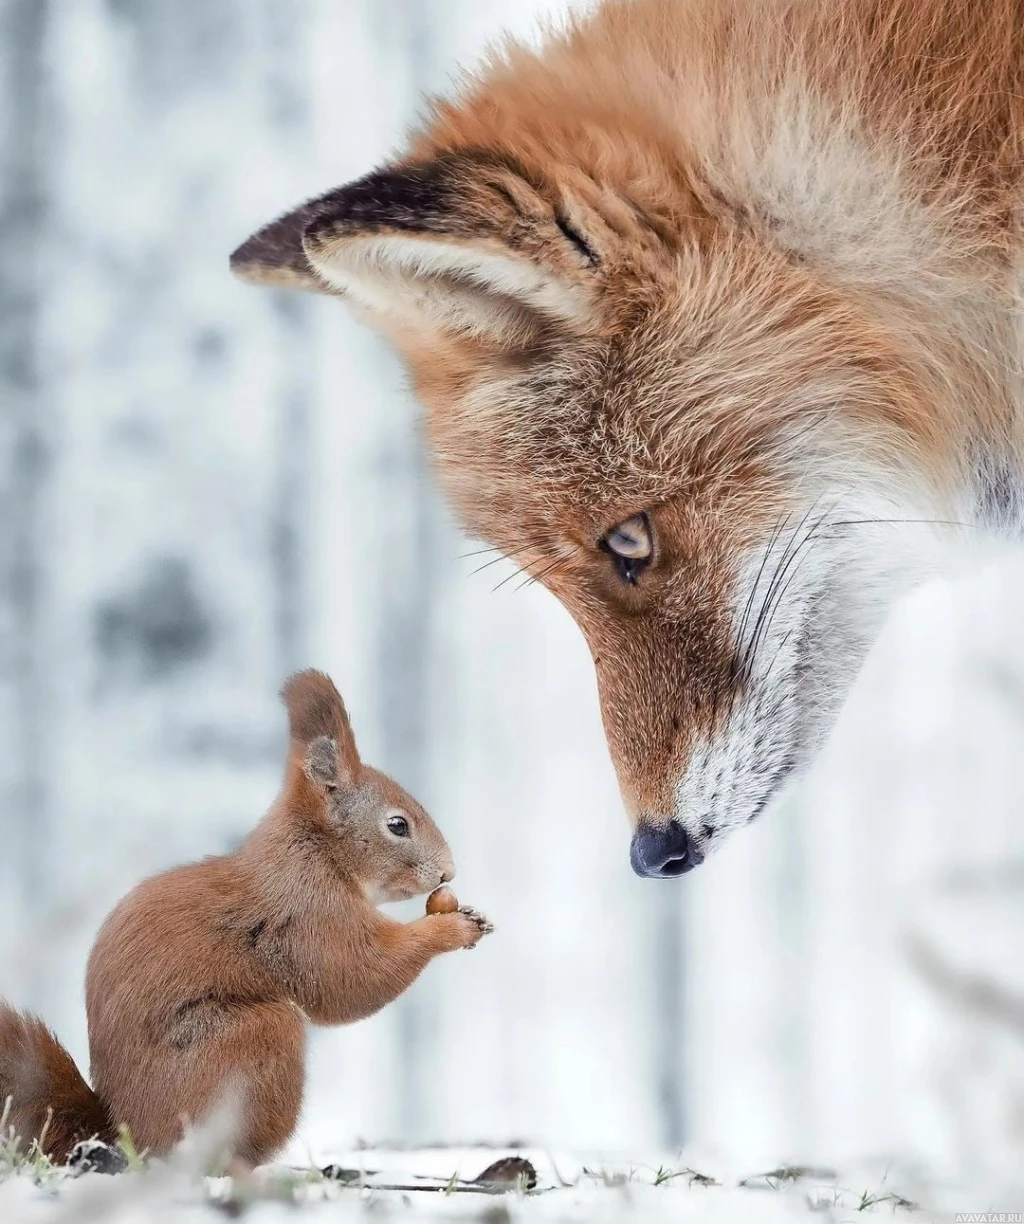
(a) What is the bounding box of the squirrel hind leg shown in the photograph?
[146,1000,305,1169]
[233,1065,303,1166]
[225,1007,305,1168]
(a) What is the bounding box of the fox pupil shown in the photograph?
[610,553,645,585]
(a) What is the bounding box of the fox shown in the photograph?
[231,0,1023,878]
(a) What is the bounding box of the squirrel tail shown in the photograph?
[0,1003,117,1163]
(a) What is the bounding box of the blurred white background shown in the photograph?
[1,0,1021,1190]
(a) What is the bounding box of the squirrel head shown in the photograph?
[280,670,455,903]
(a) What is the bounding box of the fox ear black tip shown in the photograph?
[229,205,335,294]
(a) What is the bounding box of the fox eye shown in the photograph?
[386,815,410,838]
[600,513,652,585]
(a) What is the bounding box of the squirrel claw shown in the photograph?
[458,905,494,936]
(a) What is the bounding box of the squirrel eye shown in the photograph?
[386,815,410,838]
[600,512,652,585]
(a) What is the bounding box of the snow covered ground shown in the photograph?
[1,1144,1018,1224]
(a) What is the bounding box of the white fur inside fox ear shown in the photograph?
[232,157,601,341]
[302,231,590,343]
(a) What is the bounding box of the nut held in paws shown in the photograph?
[426,886,459,915]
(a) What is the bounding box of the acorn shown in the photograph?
[426,885,459,915]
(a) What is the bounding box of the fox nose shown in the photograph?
[630,819,703,878]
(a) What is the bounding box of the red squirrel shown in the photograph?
[0,670,492,1166]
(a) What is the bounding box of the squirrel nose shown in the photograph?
[630,819,703,878]
[439,868,454,885]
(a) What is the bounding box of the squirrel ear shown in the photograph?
[303,735,349,790]
[281,669,360,779]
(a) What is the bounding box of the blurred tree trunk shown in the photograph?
[0,0,49,996]
[367,0,453,1145]
[11,0,316,1031]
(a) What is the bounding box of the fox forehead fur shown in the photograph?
[233,0,1023,862]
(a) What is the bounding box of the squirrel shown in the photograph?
[0,669,492,1167]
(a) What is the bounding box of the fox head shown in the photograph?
[233,1,1010,874]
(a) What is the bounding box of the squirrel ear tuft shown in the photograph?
[281,669,360,779]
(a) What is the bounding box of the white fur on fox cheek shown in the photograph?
[672,479,947,845]
[673,609,803,845]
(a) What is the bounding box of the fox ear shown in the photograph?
[230,199,335,294]
[231,154,598,346]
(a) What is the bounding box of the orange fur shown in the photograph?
[0,1007,115,1159]
[233,1,1023,861]
[1,671,490,1165]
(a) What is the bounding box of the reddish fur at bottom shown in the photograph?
[0,1007,116,1159]
[0,670,488,1166]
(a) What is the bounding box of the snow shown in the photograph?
[0,1145,1008,1223]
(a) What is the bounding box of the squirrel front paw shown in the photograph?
[432,906,494,950]
[456,906,494,947]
